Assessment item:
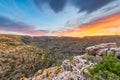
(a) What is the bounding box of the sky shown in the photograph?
[0,0,120,37]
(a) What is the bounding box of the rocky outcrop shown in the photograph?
[85,43,120,58]
[25,66,62,80]
[23,55,95,80]
[53,55,94,80]
[23,43,120,80]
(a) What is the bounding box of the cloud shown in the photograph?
[59,13,120,37]
[34,0,67,13]
[49,0,67,13]
[72,0,113,13]
[0,16,49,36]
[0,16,34,32]
[64,0,120,29]
[34,0,113,13]
[27,30,49,36]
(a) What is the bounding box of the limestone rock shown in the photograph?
[85,43,120,58]
[107,50,115,56]
[97,49,108,56]
[62,60,72,71]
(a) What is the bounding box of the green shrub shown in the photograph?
[92,71,120,80]
[88,56,120,79]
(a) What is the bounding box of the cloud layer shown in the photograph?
[34,0,67,13]
[59,13,120,37]
[0,16,49,36]
[73,0,113,13]
[34,0,113,13]
[0,0,120,37]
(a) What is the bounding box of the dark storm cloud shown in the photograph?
[73,0,113,13]
[34,0,113,13]
[34,0,67,13]
[0,16,49,35]
[49,0,67,13]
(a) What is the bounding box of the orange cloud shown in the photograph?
[59,13,120,37]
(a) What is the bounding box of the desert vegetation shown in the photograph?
[87,56,120,80]
[1,34,120,79]
[0,35,56,80]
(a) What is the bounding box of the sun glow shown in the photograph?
[59,14,120,37]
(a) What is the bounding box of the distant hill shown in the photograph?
[1,34,120,60]
[33,35,120,59]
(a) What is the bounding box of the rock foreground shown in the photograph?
[86,43,120,58]
[22,43,120,80]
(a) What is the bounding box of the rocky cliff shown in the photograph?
[22,43,120,80]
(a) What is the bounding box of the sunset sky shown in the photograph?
[0,0,120,37]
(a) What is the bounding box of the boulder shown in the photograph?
[97,48,108,56]
[107,50,115,56]
[62,60,72,71]
[53,71,87,80]
[72,66,80,75]
[86,43,117,56]
[86,46,98,55]
[73,56,87,65]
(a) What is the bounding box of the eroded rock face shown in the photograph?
[62,60,72,71]
[86,43,117,55]
[107,49,115,56]
[97,48,108,56]
[86,43,120,58]
[54,55,95,80]
[53,71,87,80]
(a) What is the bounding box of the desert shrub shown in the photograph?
[54,66,61,74]
[46,70,50,77]
[0,45,56,80]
